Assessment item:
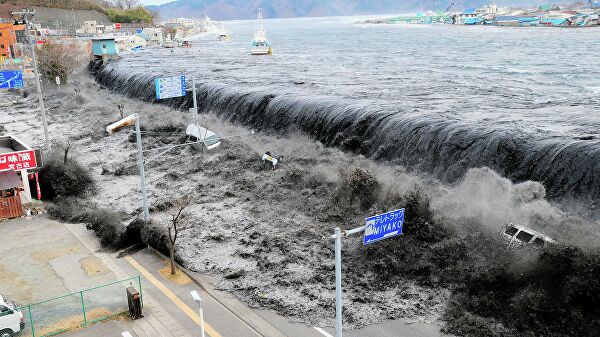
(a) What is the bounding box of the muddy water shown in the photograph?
[94,17,600,202]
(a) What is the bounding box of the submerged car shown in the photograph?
[502,223,556,248]
[186,124,221,150]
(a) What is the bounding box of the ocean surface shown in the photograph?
[96,16,600,200]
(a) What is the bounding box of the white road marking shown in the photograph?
[314,327,335,337]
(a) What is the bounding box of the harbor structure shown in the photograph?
[373,2,600,27]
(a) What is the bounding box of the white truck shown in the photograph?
[0,295,24,337]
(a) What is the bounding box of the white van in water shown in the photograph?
[0,295,24,337]
[502,223,556,248]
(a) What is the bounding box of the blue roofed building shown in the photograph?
[459,8,479,24]
[91,38,119,64]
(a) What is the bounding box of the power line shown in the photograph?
[142,131,255,154]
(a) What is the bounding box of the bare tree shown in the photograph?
[62,139,72,164]
[112,0,139,9]
[36,43,86,84]
[167,196,192,275]
[149,8,160,23]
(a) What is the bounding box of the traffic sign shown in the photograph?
[0,70,24,89]
[136,28,143,34]
[155,75,186,100]
[363,208,404,245]
[115,23,121,30]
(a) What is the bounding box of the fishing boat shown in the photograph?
[251,8,272,55]
[217,25,231,40]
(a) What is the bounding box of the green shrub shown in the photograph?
[39,152,95,199]
[107,6,154,23]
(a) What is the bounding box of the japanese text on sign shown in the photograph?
[363,208,404,245]
[0,70,24,89]
[155,75,186,100]
[0,150,37,171]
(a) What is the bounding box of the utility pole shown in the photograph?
[72,9,77,36]
[12,9,51,151]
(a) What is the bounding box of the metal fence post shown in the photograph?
[80,291,87,325]
[335,227,343,337]
[28,305,35,337]
[138,275,144,308]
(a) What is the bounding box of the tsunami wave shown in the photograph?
[90,61,600,202]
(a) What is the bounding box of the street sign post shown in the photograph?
[363,208,404,245]
[328,208,405,337]
[155,75,186,100]
[0,70,24,89]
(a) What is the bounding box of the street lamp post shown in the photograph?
[134,114,150,222]
[106,114,150,223]
[190,290,206,337]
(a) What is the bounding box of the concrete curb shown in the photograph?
[147,247,287,337]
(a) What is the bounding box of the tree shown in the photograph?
[111,0,139,9]
[107,6,154,23]
[36,42,86,84]
[167,196,192,275]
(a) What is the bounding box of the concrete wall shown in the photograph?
[32,6,112,33]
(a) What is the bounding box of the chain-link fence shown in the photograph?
[17,276,142,337]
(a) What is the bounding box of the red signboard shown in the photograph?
[115,23,122,30]
[0,150,37,171]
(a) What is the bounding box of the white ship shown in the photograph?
[250,8,272,55]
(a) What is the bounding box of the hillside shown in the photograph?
[0,0,107,21]
[148,0,564,20]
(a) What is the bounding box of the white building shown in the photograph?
[80,21,106,35]
[141,28,164,45]
[174,17,195,28]
[115,35,147,51]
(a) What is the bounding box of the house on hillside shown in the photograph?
[79,21,109,36]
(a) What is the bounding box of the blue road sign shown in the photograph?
[136,28,143,34]
[0,70,24,89]
[155,75,186,100]
[363,208,404,245]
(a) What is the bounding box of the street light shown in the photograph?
[106,114,150,222]
[106,112,255,223]
[190,290,205,337]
